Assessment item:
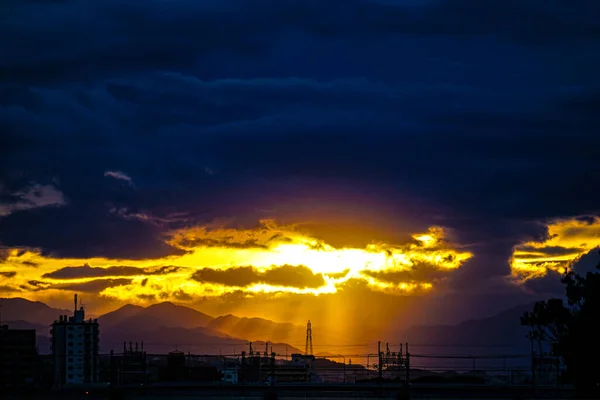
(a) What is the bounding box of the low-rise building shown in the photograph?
[0,324,37,388]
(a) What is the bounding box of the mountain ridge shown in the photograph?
[400,302,535,352]
[1,297,536,357]
[97,301,214,331]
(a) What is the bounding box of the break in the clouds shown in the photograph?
[1,0,599,318]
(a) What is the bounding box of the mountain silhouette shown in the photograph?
[0,297,72,325]
[98,301,214,331]
[2,297,537,361]
[102,325,246,355]
[207,314,306,344]
[96,306,303,355]
[97,303,144,328]
[400,302,535,365]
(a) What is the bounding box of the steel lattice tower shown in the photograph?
[305,320,313,355]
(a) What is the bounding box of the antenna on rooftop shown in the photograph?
[74,294,78,312]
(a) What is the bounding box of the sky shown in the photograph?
[1,0,600,337]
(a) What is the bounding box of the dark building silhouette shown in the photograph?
[239,352,314,384]
[108,342,148,385]
[167,350,186,368]
[157,350,221,382]
[0,324,37,388]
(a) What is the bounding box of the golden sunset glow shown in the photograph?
[0,220,472,306]
[511,216,600,280]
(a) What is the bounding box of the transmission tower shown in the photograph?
[305,320,313,355]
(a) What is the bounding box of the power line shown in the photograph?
[410,354,530,359]
[123,342,530,348]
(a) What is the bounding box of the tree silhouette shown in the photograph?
[521,252,600,396]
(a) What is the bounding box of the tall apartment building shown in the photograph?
[0,324,37,388]
[51,295,99,386]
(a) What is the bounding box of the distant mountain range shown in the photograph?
[98,302,214,331]
[207,314,307,344]
[0,297,534,360]
[401,303,534,348]
[399,303,535,371]
[0,298,303,355]
[0,297,72,325]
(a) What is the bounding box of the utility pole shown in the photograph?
[397,343,403,381]
[377,341,382,381]
[405,342,410,390]
[271,351,276,386]
[530,336,536,389]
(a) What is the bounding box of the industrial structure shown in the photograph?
[378,342,408,375]
[107,342,148,385]
[240,341,317,384]
[50,294,100,386]
[305,320,313,356]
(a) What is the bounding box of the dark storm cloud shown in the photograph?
[362,262,453,284]
[167,289,194,302]
[25,280,52,290]
[570,248,600,274]
[523,272,565,296]
[0,0,599,300]
[22,278,132,293]
[522,248,600,296]
[53,278,133,293]
[42,264,186,279]
[172,238,269,250]
[21,261,39,267]
[138,293,156,302]
[0,183,66,217]
[514,245,584,258]
[2,1,598,83]
[0,271,16,278]
[0,204,188,259]
[0,285,21,293]
[191,265,326,289]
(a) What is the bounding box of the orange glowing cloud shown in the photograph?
[511,216,600,281]
[0,220,472,305]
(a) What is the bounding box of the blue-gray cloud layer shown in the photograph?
[2,0,600,292]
